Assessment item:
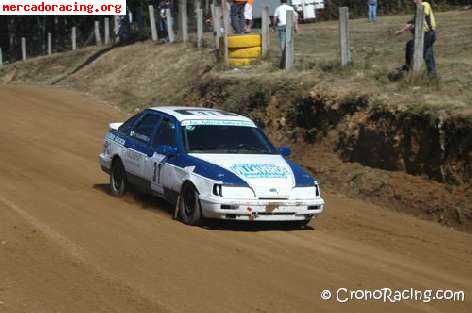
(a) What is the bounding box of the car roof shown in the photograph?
[149,106,255,124]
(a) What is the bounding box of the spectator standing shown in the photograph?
[231,0,248,34]
[396,0,437,76]
[244,0,254,33]
[159,0,171,42]
[273,0,299,52]
[368,0,377,22]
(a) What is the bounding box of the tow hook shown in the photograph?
[247,207,258,221]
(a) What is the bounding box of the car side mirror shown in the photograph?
[279,147,291,157]
[156,145,178,156]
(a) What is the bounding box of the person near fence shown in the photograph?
[159,0,171,42]
[118,8,132,42]
[368,0,377,22]
[231,0,248,34]
[273,0,299,53]
[244,0,254,33]
[395,0,437,76]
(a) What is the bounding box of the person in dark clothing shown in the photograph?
[396,0,437,75]
[159,0,171,41]
[404,31,436,74]
[231,0,248,34]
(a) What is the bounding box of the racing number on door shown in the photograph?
[152,162,162,183]
[152,162,157,182]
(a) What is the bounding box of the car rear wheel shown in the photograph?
[179,183,203,226]
[110,159,127,197]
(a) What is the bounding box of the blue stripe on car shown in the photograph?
[169,154,250,187]
[285,160,316,187]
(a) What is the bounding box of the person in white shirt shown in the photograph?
[273,0,299,52]
[244,0,254,33]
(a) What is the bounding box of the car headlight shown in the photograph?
[103,141,111,155]
[291,185,320,199]
[212,184,254,199]
[213,183,223,197]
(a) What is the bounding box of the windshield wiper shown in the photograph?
[218,144,268,154]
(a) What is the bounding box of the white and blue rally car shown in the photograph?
[99,107,325,226]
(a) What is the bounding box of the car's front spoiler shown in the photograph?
[199,196,325,221]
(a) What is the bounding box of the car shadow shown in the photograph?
[92,183,175,216]
[93,183,315,232]
[201,219,315,232]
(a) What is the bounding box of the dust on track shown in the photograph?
[0,85,470,313]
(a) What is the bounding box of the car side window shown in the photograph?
[131,114,161,143]
[153,117,176,147]
[118,113,141,135]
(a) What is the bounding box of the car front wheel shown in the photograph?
[110,159,127,197]
[179,183,203,226]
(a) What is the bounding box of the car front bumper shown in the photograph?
[200,196,325,221]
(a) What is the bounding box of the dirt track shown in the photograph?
[0,85,471,313]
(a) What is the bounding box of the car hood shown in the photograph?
[189,153,295,198]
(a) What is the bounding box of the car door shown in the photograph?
[125,112,161,178]
[148,116,179,195]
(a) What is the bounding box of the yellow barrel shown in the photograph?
[228,34,261,49]
[229,58,257,67]
[229,47,261,59]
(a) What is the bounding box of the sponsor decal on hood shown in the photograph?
[189,153,295,197]
[230,163,289,179]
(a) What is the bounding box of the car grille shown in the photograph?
[258,197,289,200]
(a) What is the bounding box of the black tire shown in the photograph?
[110,159,127,197]
[179,183,202,226]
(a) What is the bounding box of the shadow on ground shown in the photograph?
[93,183,315,232]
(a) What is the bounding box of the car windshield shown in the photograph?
[182,125,278,154]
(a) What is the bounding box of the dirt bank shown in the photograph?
[188,74,472,231]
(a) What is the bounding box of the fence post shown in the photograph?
[94,20,102,46]
[104,18,111,45]
[196,8,204,48]
[212,5,222,50]
[261,6,270,58]
[179,0,188,42]
[114,16,120,42]
[71,27,77,50]
[222,1,230,66]
[205,0,210,15]
[21,37,27,61]
[338,7,352,66]
[47,32,52,55]
[285,10,294,69]
[210,4,216,46]
[149,5,158,41]
[166,9,175,43]
[413,4,425,73]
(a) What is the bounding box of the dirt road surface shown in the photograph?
[0,85,471,313]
